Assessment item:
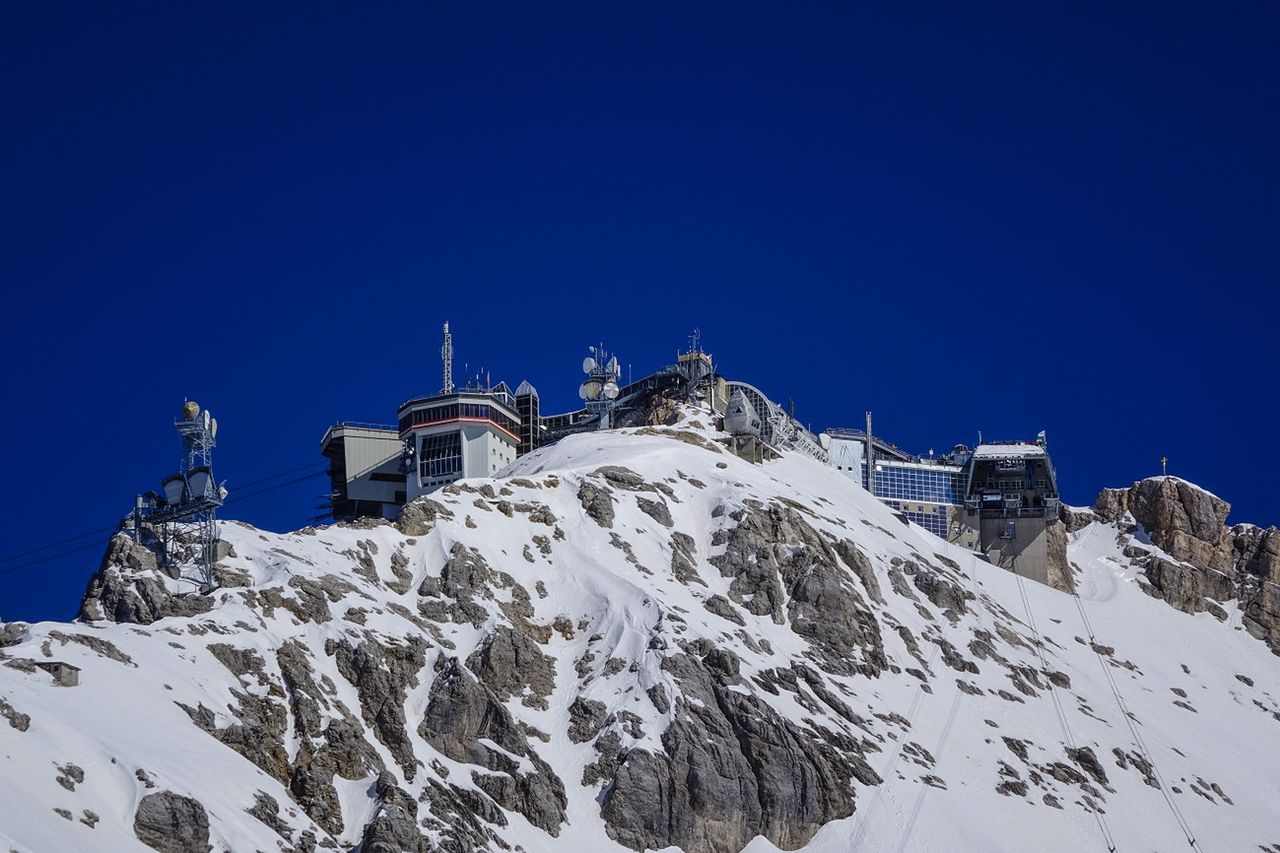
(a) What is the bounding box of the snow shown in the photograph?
[1,410,1278,851]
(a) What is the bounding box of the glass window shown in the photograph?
[420,432,462,479]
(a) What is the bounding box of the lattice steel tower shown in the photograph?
[137,401,226,593]
[441,322,454,394]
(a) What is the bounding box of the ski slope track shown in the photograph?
[1,410,1278,852]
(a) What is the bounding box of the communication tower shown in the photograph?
[579,343,622,429]
[134,401,227,593]
[441,322,455,394]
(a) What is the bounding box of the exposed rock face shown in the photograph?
[1045,521,1074,593]
[0,696,30,731]
[419,658,567,835]
[0,621,29,647]
[1059,504,1098,534]
[395,497,453,537]
[465,625,556,710]
[80,534,215,624]
[599,650,876,853]
[329,636,428,780]
[1095,477,1280,653]
[1096,478,1234,572]
[710,503,885,677]
[133,791,211,853]
[578,481,616,528]
[360,771,431,853]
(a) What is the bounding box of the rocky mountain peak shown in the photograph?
[1,413,1279,852]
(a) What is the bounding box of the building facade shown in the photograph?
[320,423,404,521]
[824,427,1065,586]
[397,388,521,500]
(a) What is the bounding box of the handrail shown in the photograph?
[331,421,398,432]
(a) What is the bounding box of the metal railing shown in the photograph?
[331,420,398,432]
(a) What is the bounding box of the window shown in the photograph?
[420,432,462,479]
[872,464,964,505]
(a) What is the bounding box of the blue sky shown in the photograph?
[2,3,1276,621]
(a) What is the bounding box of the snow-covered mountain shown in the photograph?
[2,410,1279,852]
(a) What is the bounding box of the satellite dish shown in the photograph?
[582,356,597,375]
[583,380,603,401]
[202,410,211,431]
[578,384,588,401]
[183,401,200,421]
[210,417,218,438]
[603,381,619,400]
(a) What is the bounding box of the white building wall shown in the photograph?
[337,429,403,505]
[406,422,518,501]
[828,436,866,485]
[461,424,517,478]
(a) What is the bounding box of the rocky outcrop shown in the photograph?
[80,534,215,624]
[419,657,567,835]
[1096,478,1234,572]
[710,503,885,677]
[0,696,30,731]
[360,771,432,853]
[0,621,29,647]
[1059,504,1098,534]
[395,498,453,537]
[277,640,381,836]
[1045,522,1074,594]
[465,625,556,710]
[133,791,210,853]
[1096,477,1280,653]
[329,636,428,780]
[599,649,877,853]
[578,481,616,528]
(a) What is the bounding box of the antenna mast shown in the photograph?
[441,322,454,394]
[135,401,227,593]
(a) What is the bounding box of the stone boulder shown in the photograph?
[133,791,211,853]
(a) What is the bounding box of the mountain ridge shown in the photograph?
[1,410,1278,852]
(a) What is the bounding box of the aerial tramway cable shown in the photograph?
[1012,560,1119,852]
[0,465,329,580]
[1066,544,1205,852]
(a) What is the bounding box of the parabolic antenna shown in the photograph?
[203,409,212,431]
[583,380,603,401]
[183,401,200,421]
[603,381,619,400]
[582,356,597,375]
[578,384,589,401]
